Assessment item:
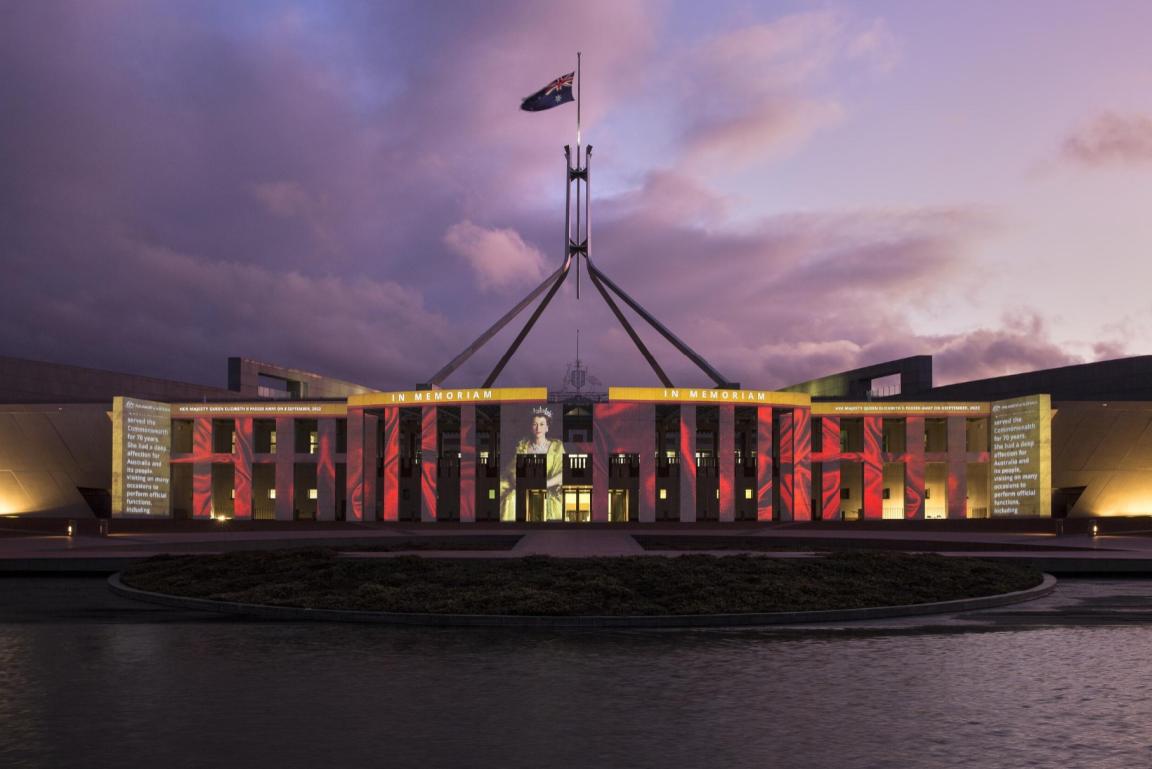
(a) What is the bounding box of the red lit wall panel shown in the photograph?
[317,418,336,521]
[862,416,883,519]
[592,402,655,523]
[778,411,794,520]
[679,406,698,523]
[820,418,840,463]
[346,408,364,521]
[718,404,735,522]
[232,417,253,519]
[819,417,840,520]
[376,409,394,522]
[756,406,773,521]
[821,460,840,521]
[420,406,437,522]
[792,408,812,521]
[460,405,476,524]
[364,412,381,522]
[193,418,212,461]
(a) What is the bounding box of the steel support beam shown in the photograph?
[587,261,735,388]
[482,255,573,388]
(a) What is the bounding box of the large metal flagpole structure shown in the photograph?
[426,56,737,390]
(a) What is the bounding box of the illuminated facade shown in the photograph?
[114,386,1050,523]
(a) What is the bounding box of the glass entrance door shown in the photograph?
[563,486,591,522]
[526,489,546,523]
[609,489,629,523]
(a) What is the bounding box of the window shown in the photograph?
[308,488,318,500]
[744,488,753,500]
[488,489,496,500]
[659,488,667,500]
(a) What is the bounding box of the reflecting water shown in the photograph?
[2,578,1151,769]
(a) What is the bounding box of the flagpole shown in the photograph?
[576,51,582,150]
[574,51,583,299]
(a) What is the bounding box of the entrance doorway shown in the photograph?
[564,486,591,522]
[526,489,547,523]
[609,489,629,523]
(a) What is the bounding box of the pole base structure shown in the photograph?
[425,143,737,390]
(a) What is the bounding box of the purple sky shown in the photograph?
[3,1,1152,392]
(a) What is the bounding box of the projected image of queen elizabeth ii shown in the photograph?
[499,405,564,521]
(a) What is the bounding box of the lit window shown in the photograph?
[269,432,277,452]
[488,489,496,500]
[659,489,667,500]
[309,432,319,453]
[269,489,276,500]
[308,488,318,500]
[230,489,235,499]
[715,489,720,499]
[744,488,753,500]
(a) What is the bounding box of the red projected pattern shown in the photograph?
[192,417,212,518]
[862,416,883,519]
[756,406,773,521]
[232,417,253,519]
[420,407,437,522]
[902,416,925,520]
[346,408,364,521]
[381,408,398,522]
[459,405,476,523]
[819,418,840,521]
[778,411,793,519]
[679,406,697,523]
[792,408,811,521]
[592,402,656,523]
[718,404,735,522]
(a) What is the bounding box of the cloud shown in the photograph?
[928,313,1080,385]
[1061,112,1152,167]
[443,221,547,292]
[675,10,896,171]
[0,2,1125,396]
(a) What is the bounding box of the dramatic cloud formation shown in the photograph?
[677,10,894,170]
[1062,112,1152,167]
[443,221,546,292]
[0,1,1143,393]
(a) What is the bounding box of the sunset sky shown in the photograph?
[3,0,1152,391]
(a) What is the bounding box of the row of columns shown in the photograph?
[179,409,986,523]
[175,416,341,520]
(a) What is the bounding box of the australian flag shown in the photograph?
[521,72,575,112]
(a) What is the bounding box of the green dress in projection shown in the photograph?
[500,439,565,521]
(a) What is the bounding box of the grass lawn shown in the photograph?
[119,550,1044,616]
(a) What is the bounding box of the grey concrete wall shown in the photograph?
[0,404,112,517]
[0,355,236,404]
[1051,401,1152,517]
[228,357,374,399]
